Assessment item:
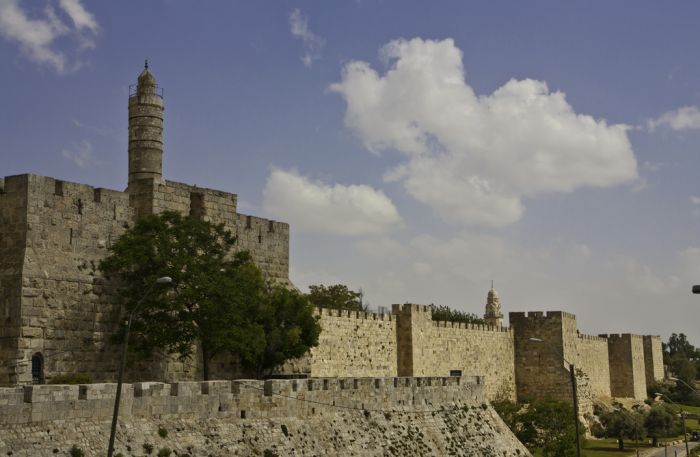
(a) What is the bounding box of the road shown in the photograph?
[643,443,691,457]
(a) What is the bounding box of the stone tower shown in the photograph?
[128,62,164,190]
[484,285,504,327]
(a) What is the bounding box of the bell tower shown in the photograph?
[484,282,504,328]
[128,61,164,190]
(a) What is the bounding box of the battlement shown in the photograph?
[600,333,644,341]
[391,303,432,314]
[509,310,576,321]
[316,307,393,321]
[432,319,511,333]
[577,333,608,342]
[0,376,484,425]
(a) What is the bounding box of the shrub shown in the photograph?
[69,445,84,457]
[157,426,168,438]
[157,448,172,457]
[263,450,279,457]
[143,442,154,454]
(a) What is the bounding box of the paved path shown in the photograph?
[642,443,689,457]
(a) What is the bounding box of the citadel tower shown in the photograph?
[128,62,164,190]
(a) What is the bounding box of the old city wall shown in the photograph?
[575,334,612,399]
[643,335,664,386]
[11,174,133,385]
[0,376,531,457]
[605,334,647,400]
[129,178,290,286]
[394,304,516,401]
[308,308,397,377]
[0,176,28,385]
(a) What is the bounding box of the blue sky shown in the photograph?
[2,0,700,344]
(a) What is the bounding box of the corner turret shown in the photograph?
[128,61,164,190]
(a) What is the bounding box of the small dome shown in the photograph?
[487,287,499,303]
[138,67,156,87]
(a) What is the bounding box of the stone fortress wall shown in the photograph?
[0,66,667,422]
[509,310,663,420]
[603,333,648,400]
[0,376,531,457]
[393,304,516,401]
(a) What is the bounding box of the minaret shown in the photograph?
[484,283,504,328]
[128,61,164,190]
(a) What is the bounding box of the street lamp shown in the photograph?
[654,392,690,456]
[669,376,699,395]
[529,337,582,457]
[107,276,172,457]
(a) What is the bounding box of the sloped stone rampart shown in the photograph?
[0,377,531,457]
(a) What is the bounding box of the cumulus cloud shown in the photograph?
[0,0,99,72]
[330,38,638,227]
[289,9,324,67]
[61,139,93,167]
[648,106,700,131]
[263,168,401,236]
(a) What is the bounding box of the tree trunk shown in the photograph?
[202,345,210,381]
[618,438,624,450]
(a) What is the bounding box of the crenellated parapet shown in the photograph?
[0,376,484,426]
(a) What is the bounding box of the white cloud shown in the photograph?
[648,106,700,131]
[61,139,93,167]
[263,168,401,236]
[0,0,99,72]
[623,259,680,295]
[330,38,638,227]
[691,196,700,205]
[289,8,324,68]
[354,236,406,258]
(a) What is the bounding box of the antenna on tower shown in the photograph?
[145,59,149,69]
[491,279,494,289]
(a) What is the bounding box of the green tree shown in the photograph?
[307,284,366,311]
[430,304,485,325]
[245,287,321,376]
[600,407,646,450]
[645,403,678,446]
[100,211,319,380]
[518,400,581,457]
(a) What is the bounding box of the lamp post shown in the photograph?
[107,276,172,457]
[529,337,582,457]
[669,376,698,395]
[655,392,690,456]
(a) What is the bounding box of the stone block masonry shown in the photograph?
[643,335,664,386]
[604,333,647,400]
[394,304,516,401]
[0,377,531,456]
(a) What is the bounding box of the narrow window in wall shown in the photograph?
[113,203,117,220]
[268,220,274,233]
[77,199,83,215]
[54,180,63,196]
[69,228,73,245]
[246,215,252,229]
[258,229,262,244]
[31,353,44,384]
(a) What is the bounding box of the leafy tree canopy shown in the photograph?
[600,406,646,450]
[430,304,485,325]
[645,403,679,446]
[307,284,366,311]
[493,399,582,457]
[100,211,320,379]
